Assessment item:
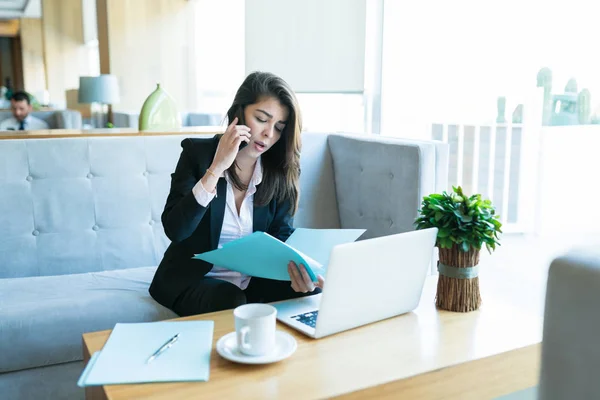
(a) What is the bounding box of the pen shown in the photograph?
[146,333,180,364]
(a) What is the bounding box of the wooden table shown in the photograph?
[82,276,542,399]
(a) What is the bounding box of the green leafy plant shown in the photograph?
[415,186,502,254]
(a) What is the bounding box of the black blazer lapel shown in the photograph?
[209,178,227,249]
[253,203,269,233]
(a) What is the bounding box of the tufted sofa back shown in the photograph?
[1,135,187,278]
[0,133,340,278]
[0,132,447,278]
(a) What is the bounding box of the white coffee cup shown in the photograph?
[234,303,277,356]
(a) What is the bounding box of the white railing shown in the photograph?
[427,89,547,234]
[431,122,527,233]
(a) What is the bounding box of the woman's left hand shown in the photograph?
[288,261,325,293]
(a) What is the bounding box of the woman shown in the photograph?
[149,72,324,317]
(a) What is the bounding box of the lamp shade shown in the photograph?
[78,75,120,104]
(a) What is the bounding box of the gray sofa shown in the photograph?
[112,111,223,129]
[0,132,448,399]
[0,109,83,130]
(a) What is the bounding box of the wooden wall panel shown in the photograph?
[0,38,12,85]
[20,18,47,96]
[96,0,110,75]
[0,20,19,37]
[42,0,97,107]
[10,36,24,91]
[98,0,196,112]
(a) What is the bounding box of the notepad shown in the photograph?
[78,321,214,387]
[193,228,366,281]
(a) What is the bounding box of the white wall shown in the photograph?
[536,125,600,235]
[81,0,98,45]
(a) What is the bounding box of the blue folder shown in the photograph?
[78,321,214,387]
[193,228,366,281]
[285,228,366,267]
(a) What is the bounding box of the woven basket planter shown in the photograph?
[435,244,482,312]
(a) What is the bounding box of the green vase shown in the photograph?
[138,83,181,131]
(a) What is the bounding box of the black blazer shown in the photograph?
[149,136,295,309]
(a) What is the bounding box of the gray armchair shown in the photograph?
[538,246,600,400]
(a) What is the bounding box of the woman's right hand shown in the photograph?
[210,117,251,174]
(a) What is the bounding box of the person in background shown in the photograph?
[149,71,324,317]
[0,91,49,131]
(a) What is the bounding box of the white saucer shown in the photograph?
[216,330,297,364]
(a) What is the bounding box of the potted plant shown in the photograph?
[415,186,502,312]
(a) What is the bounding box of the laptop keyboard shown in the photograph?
[291,310,319,328]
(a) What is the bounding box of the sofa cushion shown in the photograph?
[328,134,437,239]
[0,267,177,373]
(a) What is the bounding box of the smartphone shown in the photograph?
[236,108,249,151]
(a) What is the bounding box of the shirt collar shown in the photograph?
[223,157,263,187]
[251,157,263,186]
[16,116,31,127]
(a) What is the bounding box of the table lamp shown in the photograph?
[78,75,120,128]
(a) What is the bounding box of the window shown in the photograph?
[381,0,600,137]
[296,93,365,133]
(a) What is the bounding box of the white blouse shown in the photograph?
[191,159,263,289]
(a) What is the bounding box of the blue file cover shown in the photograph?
[193,228,366,281]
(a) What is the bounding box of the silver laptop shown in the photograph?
[272,227,438,339]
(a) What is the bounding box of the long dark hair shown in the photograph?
[225,71,302,215]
